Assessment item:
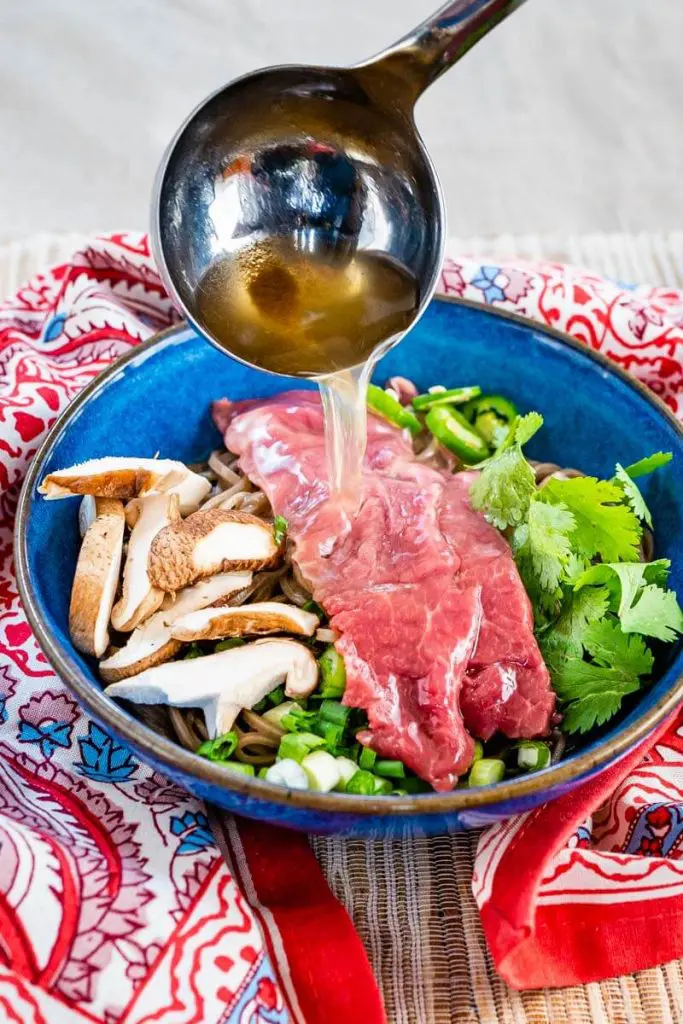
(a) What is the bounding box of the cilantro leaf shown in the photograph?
[614,463,652,526]
[469,444,536,530]
[623,451,672,479]
[573,560,681,640]
[539,586,610,661]
[540,476,641,563]
[514,411,544,447]
[562,691,635,735]
[512,500,575,593]
[583,620,654,676]
[621,586,683,642]
[550,619,653,735]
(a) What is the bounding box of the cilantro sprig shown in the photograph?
[469,415,680,735]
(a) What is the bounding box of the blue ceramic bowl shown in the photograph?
[16,298,683,837]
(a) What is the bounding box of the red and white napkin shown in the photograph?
[1,233,682,1023]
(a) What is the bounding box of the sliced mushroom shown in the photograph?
[105,638,318,737]
[99,571,253,682]
[148,508,281,592]
[69,498,125,658]
[170,601,319,642]
[39,457,211,514]
[110,493,178,632]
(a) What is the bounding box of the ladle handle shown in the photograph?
[367,0,527,106]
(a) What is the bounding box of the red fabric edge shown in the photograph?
[212,814,386,1024]
[482,896,683,989]
[481,710,680,988]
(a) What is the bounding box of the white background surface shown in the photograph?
[1,0,681,244]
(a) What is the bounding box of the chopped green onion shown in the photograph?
[257,766,269,779]
[319,646,346,698]
[314,719,346,748]
[301,750,341,792]
[252,697,269,713]
[273,515,288,546]
[278,732,324,764]
[412,385,481,411]
[280,706,318,732]
[468,758,506,787]
[334,756,360,792]
[425,406,490,464]
[196,731,238,762]
[516,741,551,772]
[345,769,376,795]
[375,759,406,779]
[262,700,298,728]
[335,742,361,763]
[372,776,394,795]
[303,598,325,617]
[319,700,352,727]
[265,758,309,789]
[183,642,204,660]
[367,384,421,436]
[214,637,246,652]
[267,685,286,706]
[472,739,484,762]
[358,746,377,771]
[222,762,255,777]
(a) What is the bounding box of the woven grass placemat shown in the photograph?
[3,229,683,1024]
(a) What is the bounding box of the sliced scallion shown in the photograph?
[301,750,341,792]
[516,741,551,772]
[319,700,352,727]
[358,746,377,771]
[334,756,360,792]
[345,769,376,795]
[196,731,238,762]
[468,758,505,787]
[278,732,324,764]
[375,759,406,779]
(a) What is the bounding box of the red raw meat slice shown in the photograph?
[215,391,555,789]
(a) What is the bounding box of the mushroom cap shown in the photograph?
[105,637,318,737]
[110,492,177,632]
[69,498,125,658]
[148,508,282,592]
[170,601,319,642]
[99,571,252,682]
[39,457,211,514]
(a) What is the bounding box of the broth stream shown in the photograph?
[195,238,418,505]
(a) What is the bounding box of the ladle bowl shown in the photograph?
[152,0,526,375]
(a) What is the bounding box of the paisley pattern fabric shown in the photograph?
[1,233,683,1016]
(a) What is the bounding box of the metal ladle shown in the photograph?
[152,0,526,376]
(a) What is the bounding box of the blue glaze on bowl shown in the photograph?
[18,298,683,837]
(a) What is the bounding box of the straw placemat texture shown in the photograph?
[3,230,683,1024]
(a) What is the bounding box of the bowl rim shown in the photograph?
[15,296,683,817]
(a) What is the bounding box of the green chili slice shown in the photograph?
[425,406,490,463]
[367,384,421,436]
[412,385,482,411]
